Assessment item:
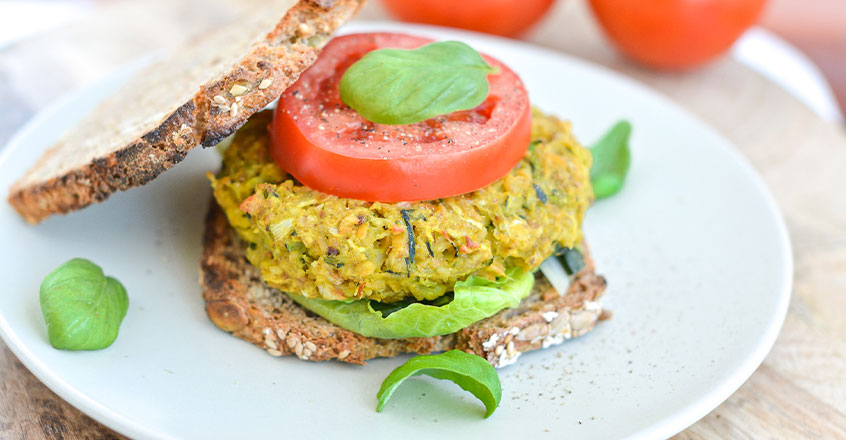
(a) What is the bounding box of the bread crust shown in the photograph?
[8,0,363,224]
[200,202,608,367]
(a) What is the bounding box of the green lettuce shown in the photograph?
[286,268,534,339]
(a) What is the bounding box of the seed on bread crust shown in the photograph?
[206,300,248,332]
[229,83,250,96]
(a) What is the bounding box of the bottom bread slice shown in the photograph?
[200,203,608,367]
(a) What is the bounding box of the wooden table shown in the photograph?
[1,0,844,438]
[762,0,846,115]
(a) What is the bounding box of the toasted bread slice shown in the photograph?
[8,0,362,224]
[200,203,608,367]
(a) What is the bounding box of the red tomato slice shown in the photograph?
[269,32,531,202]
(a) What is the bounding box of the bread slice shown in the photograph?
[200,202,608,367]
[8,0,363,224]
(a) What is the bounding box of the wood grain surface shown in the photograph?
[1,0,844,438]
[762,0,846,115]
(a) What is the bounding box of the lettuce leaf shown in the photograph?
[286,268,534,339]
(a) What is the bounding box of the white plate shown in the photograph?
[0,22,792,439]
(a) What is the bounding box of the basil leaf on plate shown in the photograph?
[590,120,632,199]
[40,258,129,350]
[339,41,497,125]
[377,350,502,418]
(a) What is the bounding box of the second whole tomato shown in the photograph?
[380,0,556,37]
[589,0,767,69]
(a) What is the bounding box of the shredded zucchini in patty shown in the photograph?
[209,109,593,302]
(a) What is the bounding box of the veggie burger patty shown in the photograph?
[210,108,593,303]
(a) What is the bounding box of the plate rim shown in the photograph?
[0,21,793,440]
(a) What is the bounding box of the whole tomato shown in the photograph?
[380,0,557,37]
[589,0,767,69]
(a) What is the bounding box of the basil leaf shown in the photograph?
[377,350,502,418]
[590,120,632,199]
[339,41,497,125]
[39,258,129,350]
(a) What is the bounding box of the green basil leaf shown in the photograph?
[339,41,497,125]
[377,350,502,418]
[286,267,534,339]
[39,258,129,350]
[590,120,632,199]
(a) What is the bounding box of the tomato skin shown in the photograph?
[380,0,556,37]
[589,0,767,69]
[270,33,532,202]
[272,103,532,202]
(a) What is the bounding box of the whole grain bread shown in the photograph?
[8,0,362,224]
[201,203,608,367]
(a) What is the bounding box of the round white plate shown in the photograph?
[0,22,791,439]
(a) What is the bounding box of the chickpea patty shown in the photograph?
[210,109,592,302]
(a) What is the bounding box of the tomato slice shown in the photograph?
[269,32,531,202]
